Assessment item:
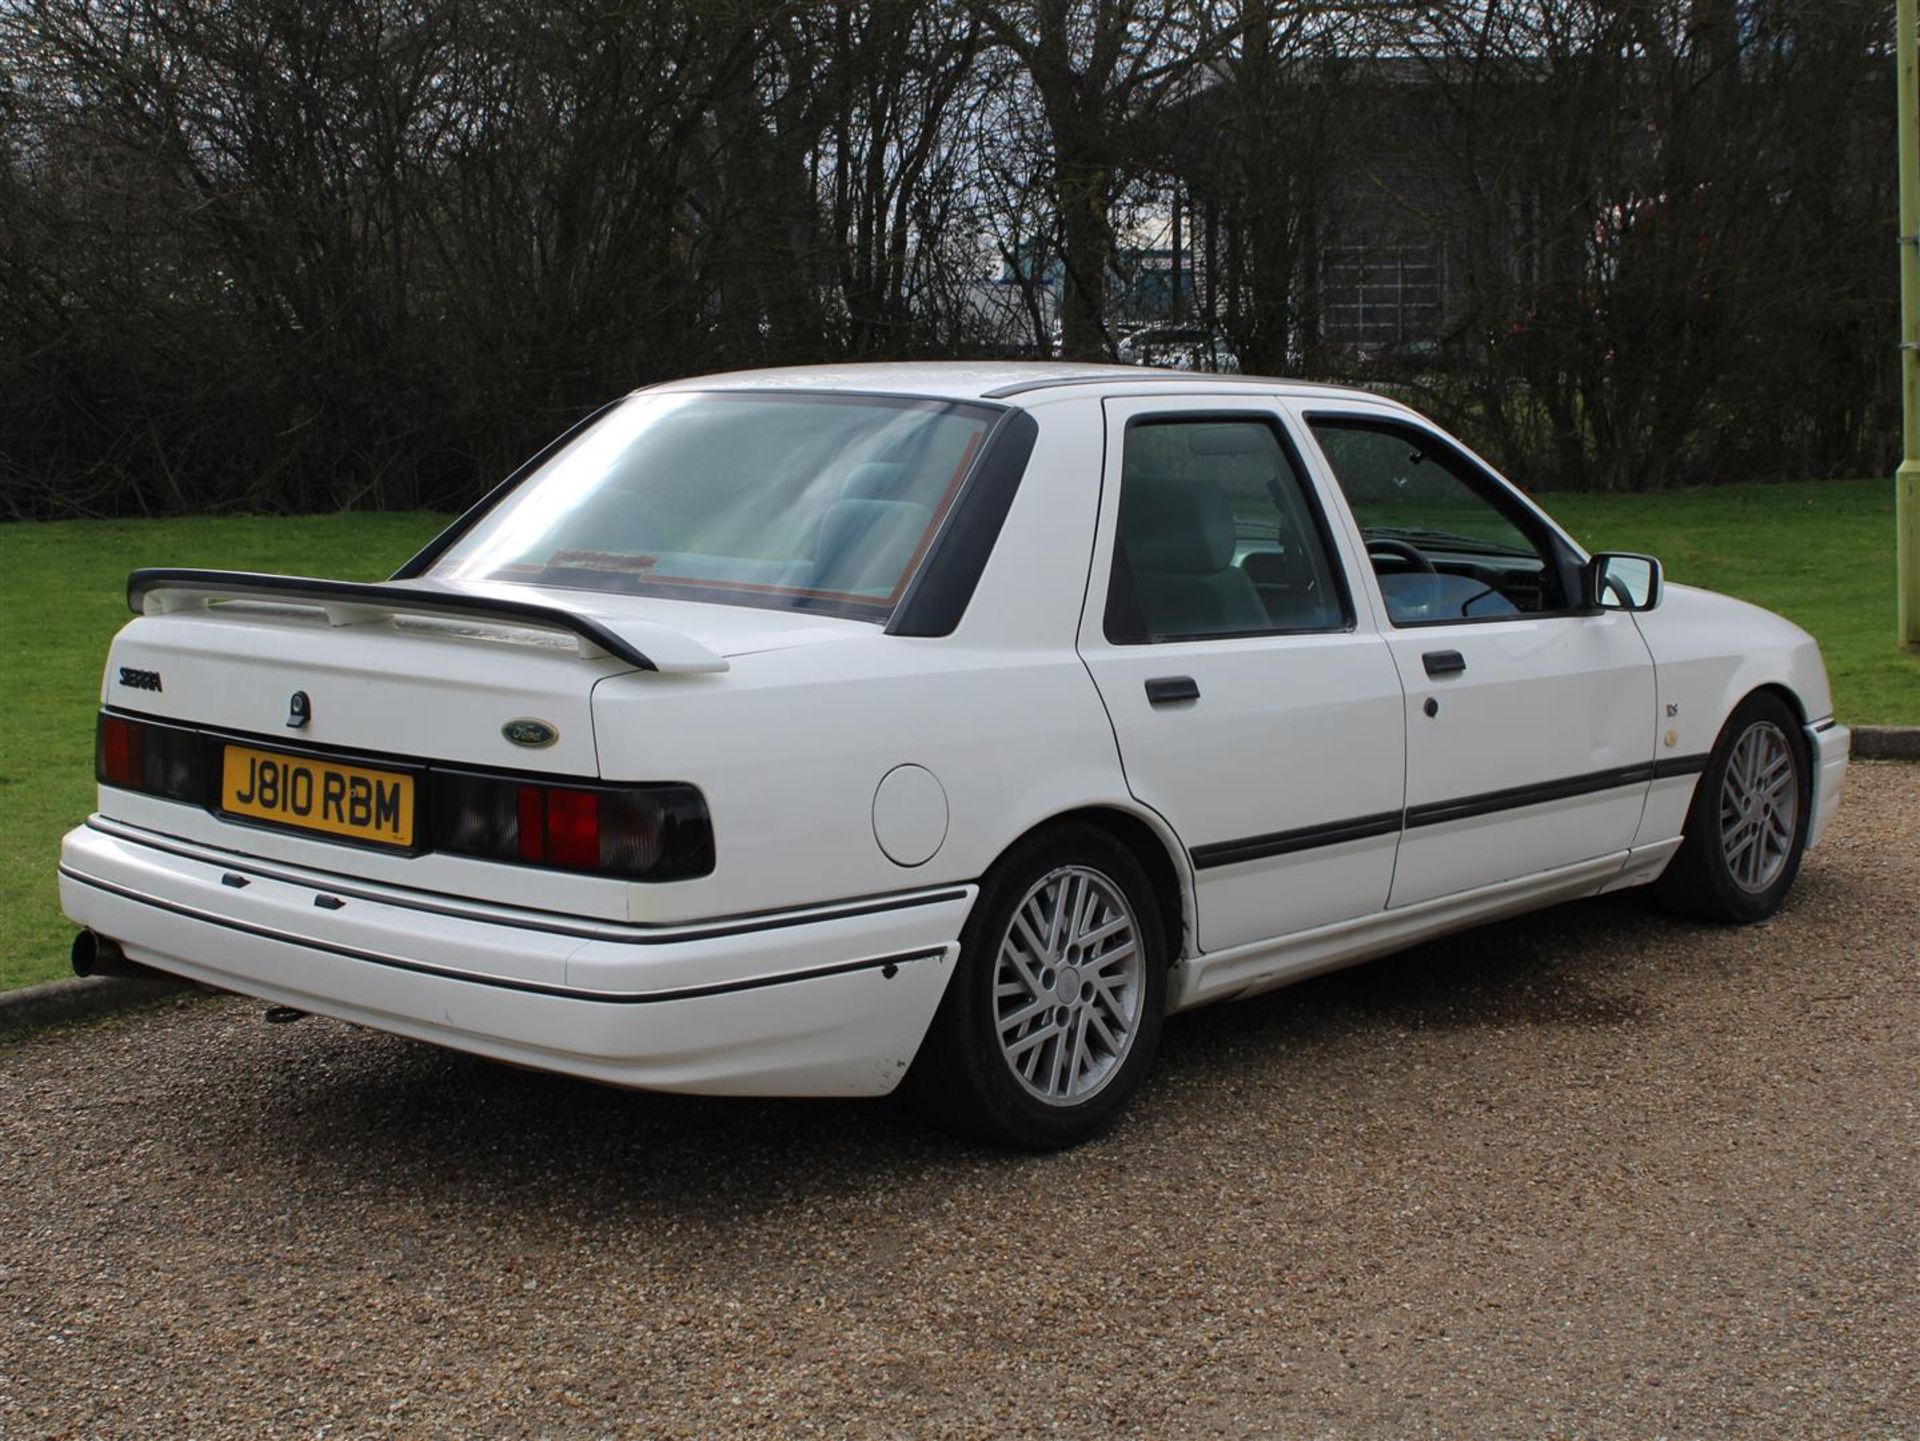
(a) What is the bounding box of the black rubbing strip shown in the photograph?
[1405,762,1655,828]
[1187,758,1681,868]
[83,817,970,945]
[1652,753,1712,779]
[60,867,944,1003]
[1190,810,1404,870]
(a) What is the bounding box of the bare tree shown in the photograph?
[0,0,1899,516]
[1380,0,1895,490]
[967,0,1229,359]
[818,0,983,354]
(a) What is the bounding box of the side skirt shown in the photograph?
[1168,838,1684,1013]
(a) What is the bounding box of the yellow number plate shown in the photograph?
[220,745,415,848]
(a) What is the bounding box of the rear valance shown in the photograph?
[125,569,730,675]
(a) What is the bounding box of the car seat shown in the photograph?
[1119,476,1269,637]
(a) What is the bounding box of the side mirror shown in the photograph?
[1585,552,1662,612]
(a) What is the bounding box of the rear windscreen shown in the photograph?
[431,391,1001,618]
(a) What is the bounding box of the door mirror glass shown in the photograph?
[1588,552,1662,611]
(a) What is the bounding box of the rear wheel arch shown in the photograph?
[908,811,1174,1147]
[989,806,1191,967]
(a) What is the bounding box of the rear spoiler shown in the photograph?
[125,569,730,674]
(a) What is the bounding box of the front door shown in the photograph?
[1077,398,1407,953]
[1297,406,1658,908]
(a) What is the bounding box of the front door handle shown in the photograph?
[1145,675,1200,706]
[1422,649,1467,678]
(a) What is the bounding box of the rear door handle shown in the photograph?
[1422,649,1466,678]
[1145,676,1200,706]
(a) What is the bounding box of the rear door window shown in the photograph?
[1105,417,1351,643]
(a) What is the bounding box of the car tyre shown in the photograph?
[1653,692,1810,923]
[905,822,1168,1149]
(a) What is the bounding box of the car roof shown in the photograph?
[639,361,1385,407]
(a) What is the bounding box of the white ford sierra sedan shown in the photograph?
[61,364,1849,1147]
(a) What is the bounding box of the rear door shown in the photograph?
[1294,403,1658,908]
[1076,396,1406,954]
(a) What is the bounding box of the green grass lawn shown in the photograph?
[1,481,1914,992]
[0,513,447,992]
[1545,480,1917,725]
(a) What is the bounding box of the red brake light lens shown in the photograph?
[544,788,600,869]
[95,712,209,803]
[99,714,141,787]
[516,785,546,862]
[432,770,712,880]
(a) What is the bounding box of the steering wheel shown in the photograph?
[1366,537,1436,575]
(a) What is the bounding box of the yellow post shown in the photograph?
[1899,0,1920,650]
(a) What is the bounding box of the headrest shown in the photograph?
[840,462,913,500]
[1121,478,1237,575]
[814,498,934,594]
[1186,424,1270,457]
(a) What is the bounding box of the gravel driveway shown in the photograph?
[3,762,1915,1439]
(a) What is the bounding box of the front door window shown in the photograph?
[1307,419,1568,625]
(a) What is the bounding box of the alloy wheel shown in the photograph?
[993,865,1145,1105]
[1718,720,1800,895]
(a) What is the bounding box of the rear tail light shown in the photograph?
[95,709,714,882]
[543,787,600,869]
[431,770,713,880]
[95,712,211,803]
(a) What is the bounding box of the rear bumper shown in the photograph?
[1806,721,1849,852]
[59,820,969,1097]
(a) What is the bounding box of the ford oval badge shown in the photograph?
[502,718,558,749]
